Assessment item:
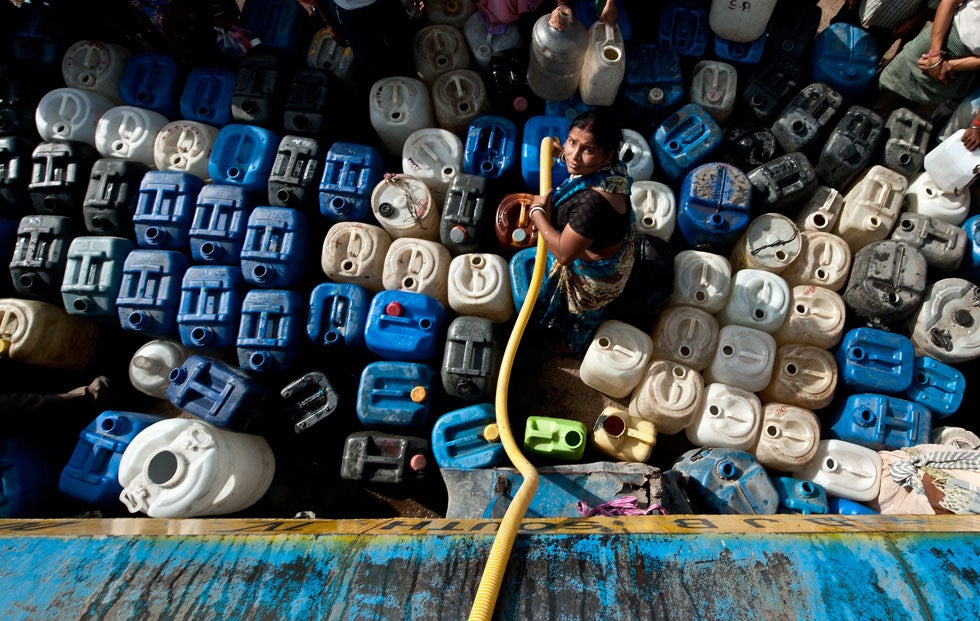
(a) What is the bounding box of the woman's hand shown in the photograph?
[549,2,574,30]
[599,0,618,26]
[963,127,980,151]
[918,55,955,83]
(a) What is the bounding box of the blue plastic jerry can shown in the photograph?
[658,0,709,57]
[58,411,165,506]
[118,52,179,118]
[134,171,204,250]
[835,327,915,394]
[959,215,980,281]
[431,403,506,469]
[652,104,722,183]
[521,115,570,192]
[180,66,237,127]
[116,248,189,337]
[306,281,369,350]
[189,184,255,264]
[83,158,150,237]
[509,246,555,310]
[240,0,310,58]
[713,32,766,65]
[773,477,829,515]
[357,361,435,430]
[464,115,518,180]
[267,135,323,209]
[240,206,309,288]
[208,124,281,191]
[673,447,779,515]
[676,163,751,251]
[364,290,447,361]
[280,370,341,434]
[167,354,267,429]
[62,236,135,318]
[618,44,684,134]
[318,141,385,223]
[237,288,305,373]
[10,214,78,302]
[827,495,879,515]
[828,393,933,451]
[0,437,56,518]
[905,356,965,418]
[177,265,245,350]
[545,93,593,121]
[812,23,878,100]
[442,315,501,402]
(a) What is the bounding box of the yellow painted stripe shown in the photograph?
[2,515,980,537]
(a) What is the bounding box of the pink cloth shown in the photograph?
[874,444,980,514]
[476,0,545,33]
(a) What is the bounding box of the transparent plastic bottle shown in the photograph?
[526,6,588,102]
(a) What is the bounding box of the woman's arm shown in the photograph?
[528,194,593,265]
[963,107,980,150]
[917,0,968,82]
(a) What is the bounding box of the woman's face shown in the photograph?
[563,126,612,176]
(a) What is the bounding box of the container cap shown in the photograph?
[410,453,427,471]
[647,88,665,105]
[385,301,403,316]
[410,385,428,403]
[449,225,468,244]
[483,423,500,443]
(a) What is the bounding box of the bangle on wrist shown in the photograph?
[925,57,945,70]
[529,206,546,218]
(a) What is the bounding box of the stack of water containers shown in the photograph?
[2,0,980,520]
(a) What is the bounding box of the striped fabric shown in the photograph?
[858,0,940,29]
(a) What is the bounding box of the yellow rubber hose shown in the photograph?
[467,137,556,621]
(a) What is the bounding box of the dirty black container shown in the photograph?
[842,240,928,325]
[341,431,431,484]
[29,140,97,215]
[441,173,488,256]
[442,315,501,402]
[771,82,843,155]
[0,136,35,219]
[883,108,932,179]
[740,55,802,122]
[607,233,675,332]
[267,135,323,209]
[83,158,150,236]
[889,213,966,273]
[9,214,77,301]
[283,68,342,137]
[618,43,684,134]
[713,32,766,66]
[747,152,818,211]
[0,64,35,138]
[231,49,283,127]
[280,370,341,434]
[765,1,822,61]
[722,122,778,171]
[487,50,539,121]
[815,105,884,190]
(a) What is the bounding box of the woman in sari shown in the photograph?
[527,109,635,354]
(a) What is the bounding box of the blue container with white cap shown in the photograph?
[357,361,435,430]
[364,290,446,362]
[306,281,369,350]
[464,115,518,180]
[177,265,245,350]
[431,403,506,469]
[167,353,268,429]
[827,393,932,451]
[189,184,254,264]
[318,141,385,223]
[240,206,309,289]
[237,288,305,373]
[134,171,204,250]
[835,327,915,394]
[179,67,236,127]
[118,52,179,118]
[116,248,189,338]
[208,124,281,192]
[521,115,570,192]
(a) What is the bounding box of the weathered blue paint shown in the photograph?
[0,518,978,620]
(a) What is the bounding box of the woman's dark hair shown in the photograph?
[570,109,623,155]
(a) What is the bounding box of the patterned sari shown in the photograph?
[535,162,636,353]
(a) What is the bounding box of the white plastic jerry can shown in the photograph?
[371,173,441,241]
[447,253,514,323]
[129,338,190,400]
[629,360,704,435]
[760,344,838,411]
[401,128,464,207]
[580,320,654,399]
[671,249,732,314]
[924,129,980,193]
[0,297,100,370]
[430,70,490,137]
[61,40,131,103]
[689,60,737,125]
[35,87,115,147]
[780,231,852,292]
[463,13,522,71]
[382,237,452,306]
[153,120,219,181]
[795,186,844,234]
[592,406,657,463]
[793,439,882,503]
[909,278,980,364]
[685,382,762,451]
[834,165,908,253]
[716,268,791,334]
[904,171,971,226]
[753,403,821,472]
[369,77,436,155]
[620,129,655,182]
[704,324,776,393]
[413,25,471,87]
[631,180,674,240]
[649,305,719,372]
[118,418,275,518]
[730,213,801,274]
[321,222,393,292]
[772,284,847,349]
[95,105,169,166]
[579,20,626,107]
[709,0,778,43]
